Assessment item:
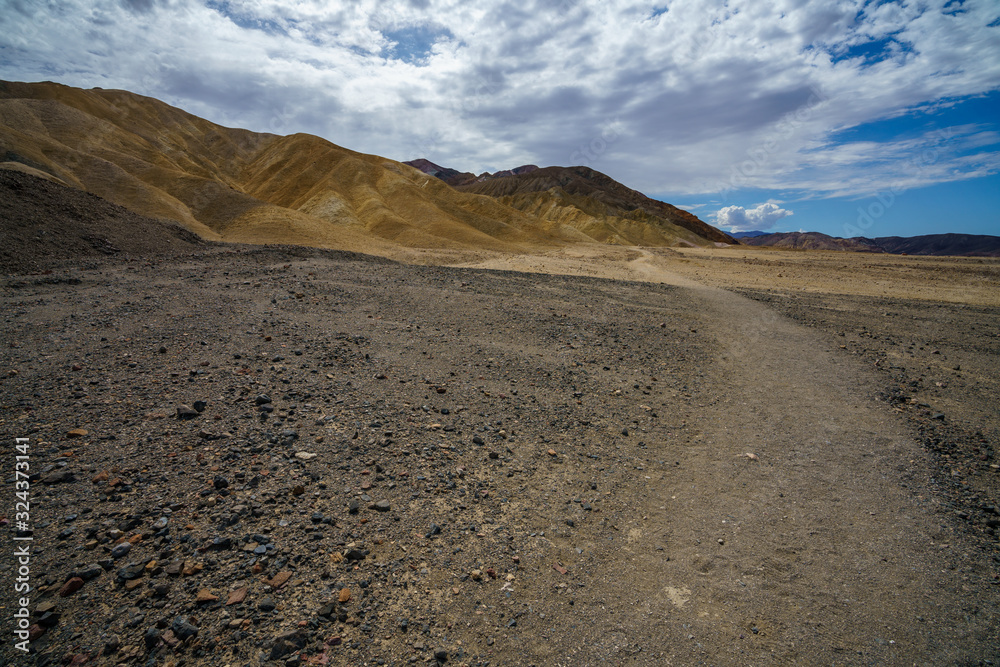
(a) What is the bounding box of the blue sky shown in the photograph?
[1,0,999,238]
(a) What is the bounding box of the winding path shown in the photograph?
[463,248,999,664]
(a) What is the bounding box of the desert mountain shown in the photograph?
[0,80,731,254]
[402,158,477,186]
[405,158,541,187]
[742,231,1000,256]
[408,159,736,247]
[869,233,1000,257]
[0,80,569,254]
[739,231,884,252]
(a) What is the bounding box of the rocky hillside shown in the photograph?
[0,81,562,254]
[0,80,732,254]
[0,169,205,273]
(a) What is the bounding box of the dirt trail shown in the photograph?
[460,248,999,664]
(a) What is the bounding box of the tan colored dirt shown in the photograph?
[448,246,1000,664]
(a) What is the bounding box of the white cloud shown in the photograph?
[0,0,998,200]
[715,203,794,232]
[674,202,708,212]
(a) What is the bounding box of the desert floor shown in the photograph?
[1,243,998,666]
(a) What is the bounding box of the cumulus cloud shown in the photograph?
[715,203,794,232]
[0,0,998,199]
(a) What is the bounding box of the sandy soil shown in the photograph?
[448,244,1000,307]
[1,244,998,666]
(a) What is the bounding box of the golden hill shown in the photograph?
[455,165,735,246]
[0,80,730,254]
[489,186,714,247]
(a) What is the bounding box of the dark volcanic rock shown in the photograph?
[176,404,199,419]
[170,617,199,641]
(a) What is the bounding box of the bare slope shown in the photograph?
[405,158,540,187]
[453,165,737,246]
[1,81,734,255]
[0,169,204,273]
[872,233,1000,257]
[0,80,584,254]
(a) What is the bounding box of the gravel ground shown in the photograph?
[1,248,713,666]
[2,246,998,666]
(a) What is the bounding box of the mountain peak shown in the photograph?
[404,159,540,187]
[446,163,736,245]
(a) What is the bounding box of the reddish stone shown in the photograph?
[264,571,292,590]
[181,561,202,576]
[59,577,85,597]
[196,589,219,603]
[226,587,248,605]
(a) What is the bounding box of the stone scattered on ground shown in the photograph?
[1,245,997,666]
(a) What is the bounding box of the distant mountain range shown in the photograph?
[0,80,732,255]
[740,231,1000,256]
[870,234,1000,256]
[730,230,771,239]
